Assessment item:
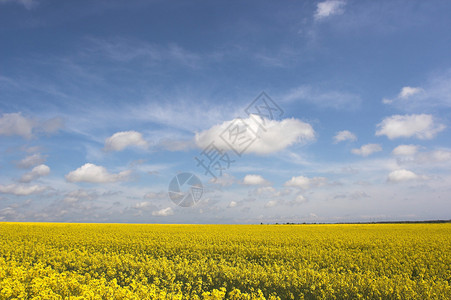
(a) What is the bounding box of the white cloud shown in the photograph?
[351,144,382,157]
[333,130,357,143]
[399,86,423,99]
[227,201,237,208]
[243,174,269,185]
[104,131,147,151]
[284,176,327,190]
[0,113,63,139]
[383,86,424,104]
[387,169,423,183]
[315,0,346,20]
[16,153,46,168]
[152,207,173,216]
[264,200,278,208]
[0,184,47,196]
[376,114,445,140]
[392,145,418,156]
[20,164,50,183]
[195,115,315,155]
[65,163,131,183]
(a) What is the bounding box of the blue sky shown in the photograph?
[1,0,450,223]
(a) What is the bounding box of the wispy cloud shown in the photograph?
[382,70,451,110]
[333,130,357,143]
[351,144,382,157]
[315,0,346,20]
[0,0,37,10]
[0,112,63,139]
[85,37,205,69]
[16,153,46,169]
[282,85,361,110]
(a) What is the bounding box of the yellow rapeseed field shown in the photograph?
[0,223,450,299]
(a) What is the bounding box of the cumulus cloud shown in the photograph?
[0,113,62,139]
[333,130,357,143]
[284,176,327,190]
[264,200,278,208]
[195,115,315,155]
[227,201,237,208]
[376,114,445,140]
[243,174,269,185]
[20,164,50,183]
[16,153,46,168]
[351,144,382,157]
[65,163,131,183]
[0,184,47,196]
[315,0,346,20]
[392,145,419,156]
[104,131,147,151]
[152,207,173,216]
[387,169,424,183]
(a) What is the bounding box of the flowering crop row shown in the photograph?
[0,223,450,299]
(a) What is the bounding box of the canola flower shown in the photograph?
[0,223,450,299]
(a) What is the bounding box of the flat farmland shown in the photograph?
[0,223,450,299]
